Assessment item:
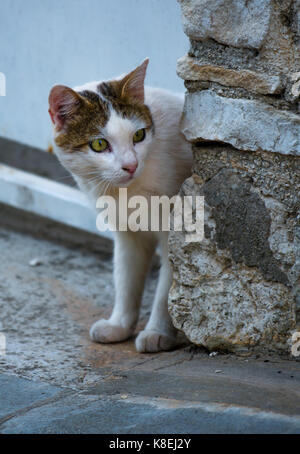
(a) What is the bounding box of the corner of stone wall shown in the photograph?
[169,0,300,356]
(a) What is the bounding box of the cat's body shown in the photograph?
[49,60,192,352]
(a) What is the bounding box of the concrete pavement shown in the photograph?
[0,206,299,433]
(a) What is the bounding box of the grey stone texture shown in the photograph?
[169,147,299,354]
[178,0,272,49]
[182,91,300,156]
[180,0,300,76]
[171,0,300,354]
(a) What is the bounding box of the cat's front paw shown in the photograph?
[90,319,133,343]
[135,329,178,353]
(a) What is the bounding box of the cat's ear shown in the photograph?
[120,58,149,104]
[49,85,83,131]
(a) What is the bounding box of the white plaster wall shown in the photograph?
[0,0,188,149]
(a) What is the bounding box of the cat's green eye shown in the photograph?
[133,128,146,144]
[89,138,109,152]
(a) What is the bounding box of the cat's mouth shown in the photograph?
[116,174,135,186]
[117,167,140,185]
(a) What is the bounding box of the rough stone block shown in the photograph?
[177,55,283,94]
[168,146,299,354]
[182,90,300,156]
[178,0,272,49]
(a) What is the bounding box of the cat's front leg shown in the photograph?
[90,231,155,344]
[135,233,179,353]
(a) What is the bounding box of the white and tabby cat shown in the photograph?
[49,59,192,352]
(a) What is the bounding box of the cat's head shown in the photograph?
[48,59,153,190]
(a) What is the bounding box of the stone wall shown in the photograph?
[169,0,300,355]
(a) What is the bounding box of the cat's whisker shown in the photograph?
[99,179,111,197]
[74,171,101,179]
[92,177,108,197]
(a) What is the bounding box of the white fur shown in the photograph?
[54,82,192,353]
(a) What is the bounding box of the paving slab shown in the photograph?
[0,374,63,420]
[1,384,299,434]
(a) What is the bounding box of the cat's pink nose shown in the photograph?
[122,162,138,175]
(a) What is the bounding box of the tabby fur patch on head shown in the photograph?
[49,59,154,188]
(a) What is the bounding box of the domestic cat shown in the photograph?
[49,59,192,352]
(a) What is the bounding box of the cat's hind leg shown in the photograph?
[90,231,155,344]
